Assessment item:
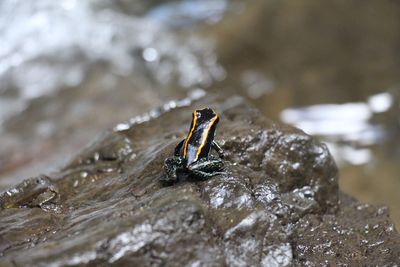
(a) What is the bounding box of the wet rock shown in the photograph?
[0,175,59,210]
[223,210,291,267]
[67,132,135,167]
[292,193,400,266]
[0,95,399,266]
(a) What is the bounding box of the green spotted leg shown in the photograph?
[162,156,185,184]
[188,158,224,180]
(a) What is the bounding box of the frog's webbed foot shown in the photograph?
[161,156,185,185]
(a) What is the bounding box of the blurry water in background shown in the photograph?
[280,92,393,166]
[215,0,400,227]
[1,0,400,226]
[0,0,226,188]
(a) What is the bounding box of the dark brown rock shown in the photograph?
[0,95,398,266]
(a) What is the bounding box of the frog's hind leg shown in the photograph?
[190,169,224,180]
[189,158,223,172]
[188,158,224,180]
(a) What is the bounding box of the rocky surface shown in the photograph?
[0,95,399,266]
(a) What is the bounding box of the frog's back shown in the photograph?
[182,108,219,165]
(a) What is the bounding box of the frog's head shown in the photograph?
[194,108,219,125]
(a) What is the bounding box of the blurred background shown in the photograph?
[0,0,399,228]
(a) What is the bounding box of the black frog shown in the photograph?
[162,108,224,184]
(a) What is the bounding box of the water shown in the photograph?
[0,0,225,131]
[0,0,225,189]
[0,0,399,227]
[280,92,393,166]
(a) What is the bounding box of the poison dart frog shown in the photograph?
[162,108,224,183]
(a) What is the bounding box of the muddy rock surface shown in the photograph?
[0,95,399,266]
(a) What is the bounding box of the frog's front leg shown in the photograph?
[174,139,185,156]
[162,156,185,184]
[212,141,224,158]
[188,158,224,180]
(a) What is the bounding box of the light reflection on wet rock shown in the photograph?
[67,132,135,168]
[0,175,59,210]
[0,96,399,266]
[223,210,291,267]
[203,172,254,210]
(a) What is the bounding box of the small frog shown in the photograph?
[162,108,224,184]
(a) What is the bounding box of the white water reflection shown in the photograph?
[146,0,228,28]
[0,0,226,130]
[325,143,372,166]
[142,47,159,62]
[368,92,393,113]
[280,92,394,165]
